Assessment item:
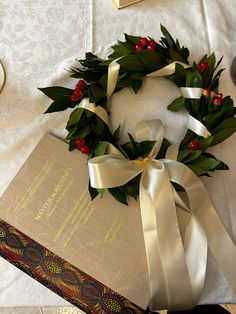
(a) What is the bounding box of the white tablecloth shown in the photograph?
[0,0,236,308]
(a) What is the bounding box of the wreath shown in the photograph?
[39,25,236,206]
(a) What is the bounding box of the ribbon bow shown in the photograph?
[88,119,236,311]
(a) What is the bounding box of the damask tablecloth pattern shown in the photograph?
[0,0,236,308]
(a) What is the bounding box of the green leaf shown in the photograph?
[69,124,90,140]
[131,79,143,94]
[138,50,163,72]
[160,24,175,48]
[93,118,104,135]
[167,96,185,111]
[206,53,216,68]
[167,63,187,87]
[189,157,221,171]
[186,70,202,87]
[182,150,202,163]
[94,141,108,156]
[198,136,213,151]
[44,100,75,113]
[108,187,128,205]
[90,84,106,101]
[188,164,207,176]
[156,138,171,159]
[169,48,185,63]
[99,74,108,89]
[111,44,131,56]
[39,87,74,101]
[67,108,84,128]
[177,150,190,161]
[124,34,141,46]
[213,117,236,133]
[211,117,236,146]
[121,139,135,159]
[203,101,236,131]
[137,140,156,157]
[118,55,144,72]
[88,84,106,103]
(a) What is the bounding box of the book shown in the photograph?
[0,133,150,313]
[112,0,142,9]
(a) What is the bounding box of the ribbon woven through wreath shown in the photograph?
[78,60,236,310]
[88,119,236,311]
[107,59,211,139]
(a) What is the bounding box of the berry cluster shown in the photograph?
[75,138,91,154]
[198,62,223,106]
[203,87,223,106]
[135,37,157,53]
[71,80,88,102]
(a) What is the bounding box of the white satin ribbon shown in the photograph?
[180,87,203,99]
[187,115,211,139]
[147,61,190,78]
[106,59,211,139]
[107,59,121,98]
[88,119,236,310]
[0,60,6,94]
[78,98,109,125]
[88,120,208,310]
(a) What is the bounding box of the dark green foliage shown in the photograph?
[39,25,235,205]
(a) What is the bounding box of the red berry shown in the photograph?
[203,88,211,97]
[147,44,156,52]
[75,138,85,148]
[71,93,80,101]
[135,43,143,53]
[188,140,201,151]
[216,93,223,98]
[213,96,222,106]
[80,145,91,154]
[75,80,87,90]
[140,37,150,46]
[197,61,209,72]
[149,40,157,46]
[74,89,84,98]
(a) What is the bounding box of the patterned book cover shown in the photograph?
[0,219,144,314]
[0,133,150,313]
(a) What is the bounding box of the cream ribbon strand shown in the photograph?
[88,119,236,310]
[147,61,190,78]
[180,87,203,99]
[106,59,211,138]
[0,60,6,95]
[78,98,109,125]
[187,115,211,139]
[88,119,212,310]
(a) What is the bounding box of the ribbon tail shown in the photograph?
[164,159,236,298]
[140,160,196,310]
